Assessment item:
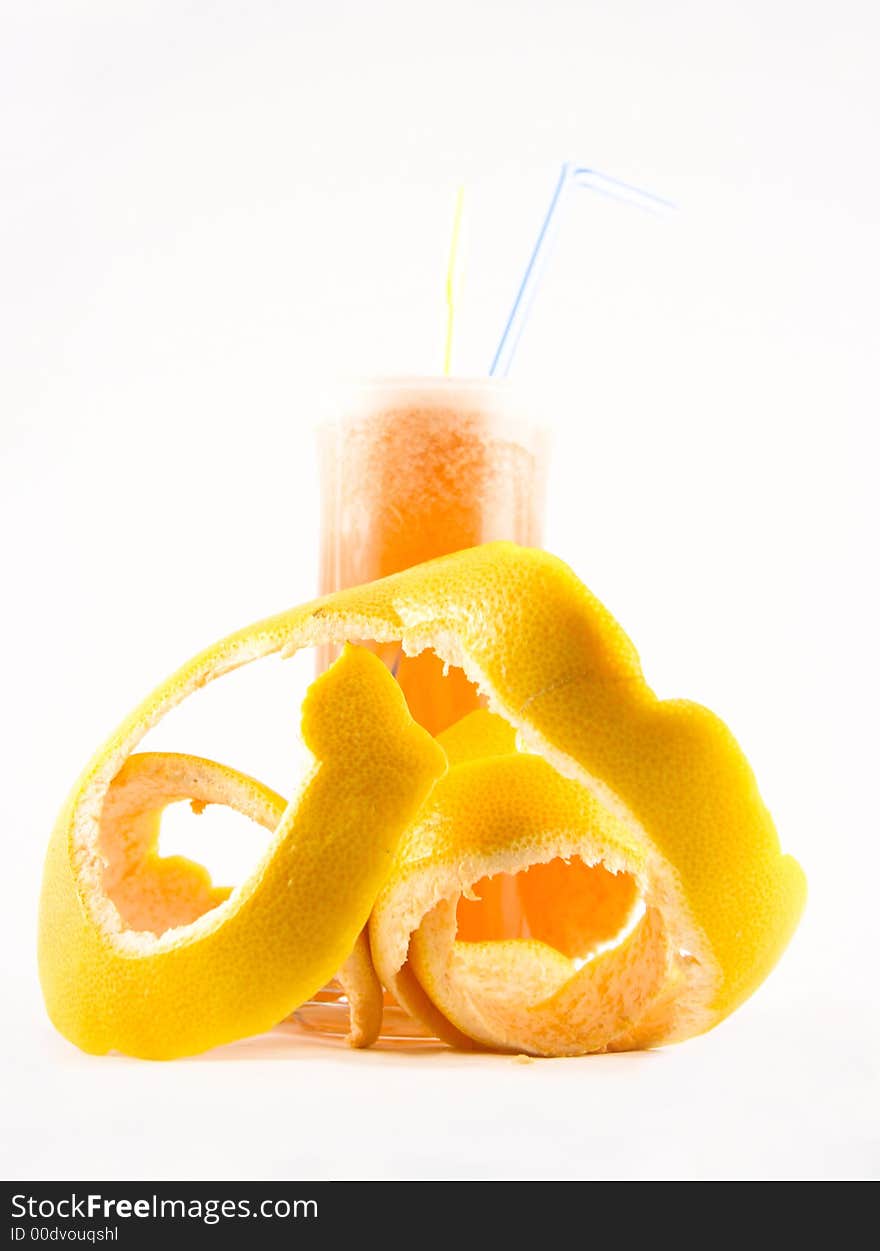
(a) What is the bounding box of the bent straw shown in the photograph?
[444,185,466,375]
[489,163,675,378]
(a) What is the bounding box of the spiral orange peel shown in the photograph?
[38,541,805,1058]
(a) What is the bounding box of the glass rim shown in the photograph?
[316,375,548,438]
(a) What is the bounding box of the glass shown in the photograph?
[295,377,548,1041]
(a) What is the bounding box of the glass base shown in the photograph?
[292,980,438,1046]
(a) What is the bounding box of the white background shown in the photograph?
[2,0,878,1181]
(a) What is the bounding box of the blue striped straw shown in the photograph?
[489,163,676,378]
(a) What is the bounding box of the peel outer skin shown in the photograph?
[38,647,445,1059]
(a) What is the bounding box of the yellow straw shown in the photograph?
[444,185,465,375]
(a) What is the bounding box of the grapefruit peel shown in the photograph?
[38,541,806,1058]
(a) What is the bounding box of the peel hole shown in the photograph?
[101,801,274,937]
[389,647,484,738]
[455,856,642,962]
[158,801,273,889]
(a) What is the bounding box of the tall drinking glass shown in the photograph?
[297,377,547,1040]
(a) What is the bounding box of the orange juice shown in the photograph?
[312,378,548,982]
